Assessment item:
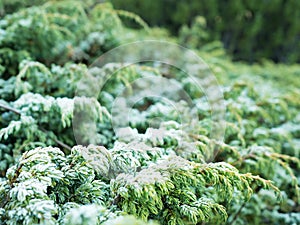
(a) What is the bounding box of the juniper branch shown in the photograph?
[0,102,21,115]
[0,102,72,151]
[227,200,247,225]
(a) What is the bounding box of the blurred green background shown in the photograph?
[1,0,300,64]
[110,0,300,64]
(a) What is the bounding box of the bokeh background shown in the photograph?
[2,0,299,63]
[111,0,300,63]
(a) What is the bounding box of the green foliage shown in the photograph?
[0,0,48,17]
[179,16,211,50]
[0,143,279,225]
[0,1,299,225]
[0,146,158,224]
[0,0,144,76]
[112,0,300,63]
[111,155,279,225]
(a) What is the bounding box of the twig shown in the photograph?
[38,128,72,151]
[0,193,10,208]
[0,102,72,151]
[0,102,21,115]
[227,200,247,225]
[54,138,71,151]
[0,154,26,208]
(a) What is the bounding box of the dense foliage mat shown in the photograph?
[0,1,299,225]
